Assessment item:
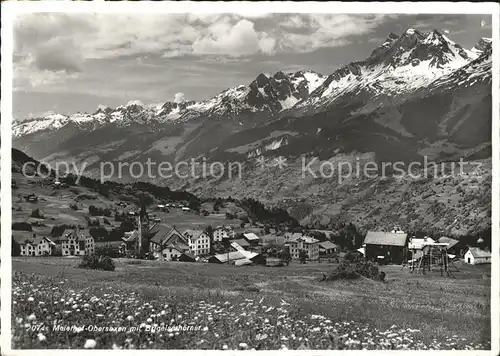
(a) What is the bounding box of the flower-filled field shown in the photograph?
[12,272,490,350]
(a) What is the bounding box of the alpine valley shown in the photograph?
[13,29,493,236]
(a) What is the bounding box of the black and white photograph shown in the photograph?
[1,1,499,353]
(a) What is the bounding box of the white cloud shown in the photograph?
[174,92,185,103]
[34,37,83,73]
[192,19,276,57]
[15,13,387,66]
[278,14,388,53]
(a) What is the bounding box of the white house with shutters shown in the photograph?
[59,229,95,256]
[183,229,211,256]
[18,236,56,256]
[285,234,320,261]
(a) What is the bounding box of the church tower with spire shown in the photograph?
[137,196,150,258]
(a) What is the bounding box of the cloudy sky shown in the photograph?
[13,13,492,120]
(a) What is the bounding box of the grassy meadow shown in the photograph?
[12,257,491,350]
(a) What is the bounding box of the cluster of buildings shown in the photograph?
[359,228,491,265]
[15,229,95,257]
[15,199,490,268]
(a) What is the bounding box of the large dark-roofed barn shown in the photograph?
[363,231,409,264]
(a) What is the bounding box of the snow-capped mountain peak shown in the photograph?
[298,29,486,110]
[471,37,492,56]
[13,29,490,139]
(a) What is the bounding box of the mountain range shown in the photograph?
[13,29,493,233]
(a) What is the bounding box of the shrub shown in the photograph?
[69,203,79,211]
[30,208,44,218]
[326,252,382,281]
[100,256,116,271]
[95,244,121,258]
[89,226,109,240]
[89,205,112,217]
[78,254,115,271]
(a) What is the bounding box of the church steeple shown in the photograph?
[137,195,150,258]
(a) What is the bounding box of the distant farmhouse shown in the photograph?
[242,232,260,244]
[363,230,409,264]
[319,241,337,255]
[464,247,491,265]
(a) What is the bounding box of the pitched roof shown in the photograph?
[211,251,247,263]
[165,240,190,252]
[235,258,254,266]
[32,236,53,245]
[211,250,259,263]
[319,241,337,249]
[122,230,139,243]
[287,235,319,244]
[183,229,207,241]
[233,238,250,248]
[467,247,491,258]
[437,236,460,249]
[364,231,408,247]
[285,232,303,240]
[59,229,89,242]
[150,225,175,244]
[243,232,260,241]
[150,226,187,247]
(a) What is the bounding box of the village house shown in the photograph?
[19,239,36,256]
[286,234,320,261]
[149,225,189,260]
[183,229,211,256]
[363,231,409,264]
[121,230,140,256]
[319,241,337,255]
[58,229,95,256]
[213,226,233,242]
[17,233,57,257]
[243,232,260,244]
[464,247,491,265]
[34,236,56,256]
